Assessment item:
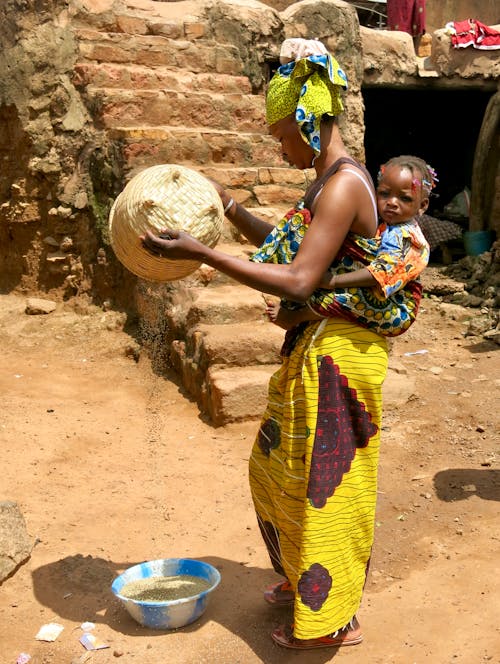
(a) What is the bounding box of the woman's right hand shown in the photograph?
[140,228,204,262]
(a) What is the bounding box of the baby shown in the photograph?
[267,155,436,335]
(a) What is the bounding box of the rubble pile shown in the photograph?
[443,240,500,343]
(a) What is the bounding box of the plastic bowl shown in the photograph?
[111,558,221,630]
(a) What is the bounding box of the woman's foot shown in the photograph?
[271,617,363,649]
[263,579,295,606]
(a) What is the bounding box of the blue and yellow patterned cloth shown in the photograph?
[251,203,423,337]
[266,52,348,155]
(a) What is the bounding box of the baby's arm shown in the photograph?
[320,266,377,289]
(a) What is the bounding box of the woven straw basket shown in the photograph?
[109,164,224,282]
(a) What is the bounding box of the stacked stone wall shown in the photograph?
[0,0,135,305]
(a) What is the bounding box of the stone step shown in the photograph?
[75,28,243,75]
[203,364,279,426]
[86,85,266,131]
[73,61,252,94]
[162,242,259,290]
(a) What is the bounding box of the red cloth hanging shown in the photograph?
[448,19,500,50]
[387,0,426,37]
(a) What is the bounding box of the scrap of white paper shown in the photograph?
[35,622,64,642]
[403,349,429,356]
[80,621,95,631]
[80,633,109,651]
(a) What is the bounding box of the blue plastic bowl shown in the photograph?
[111,558,221,629]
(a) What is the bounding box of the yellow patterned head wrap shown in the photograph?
[266,38,348,155]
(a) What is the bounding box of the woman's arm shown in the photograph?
[142,170,369,300]
[223,199,274,247]
[142,228,306,299]
[210,180,274,247]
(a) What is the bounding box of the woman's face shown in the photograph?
[377,165,429,225]
[269,114,315,170]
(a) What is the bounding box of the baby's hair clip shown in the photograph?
[421,178,432,194]
[426,164,439,186]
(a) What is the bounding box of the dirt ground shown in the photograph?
[0,288,499,664]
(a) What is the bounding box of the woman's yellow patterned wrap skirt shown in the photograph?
[249,318,388,640]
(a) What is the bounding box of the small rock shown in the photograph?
[57,205,72,218]
[466,315,496,336]
[60,236,74,252]
[25,298,57,315]
[43,236,59,247]
[124,344,141,362]
[0,501,34,582]
[483,328,500,345]
[46,251,67,263]
[74,192,88,209]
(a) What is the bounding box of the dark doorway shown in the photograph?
[362,86,495,216]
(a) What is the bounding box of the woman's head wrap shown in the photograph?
[266,38,348,155]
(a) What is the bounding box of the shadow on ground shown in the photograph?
[32,554,345,663]
[433,468,500,502]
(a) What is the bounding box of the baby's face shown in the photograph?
[377,166,429,225]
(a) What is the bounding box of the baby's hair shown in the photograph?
[378,155,438,196]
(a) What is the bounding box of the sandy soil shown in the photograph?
[0,290,498,664]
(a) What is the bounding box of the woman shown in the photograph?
[142,38,388,649]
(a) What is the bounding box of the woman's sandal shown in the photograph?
[263,580,295,606]
[271,618,363,649]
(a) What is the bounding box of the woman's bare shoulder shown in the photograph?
[317,165,377,236]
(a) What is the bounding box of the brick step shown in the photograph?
[203,364,279,426]
[76,28,242,74]
[109,125,282,172]
[72,1,208,39]
[191,240,283,287]
[179,319,284,371]
[107,128,307,207]
[183,284,269,328]
[86,85,266,131]
[73,61,252,94]
[164,242,262,289]
[141,249,258,333]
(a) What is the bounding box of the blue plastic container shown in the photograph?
[111,558,221,629]
[463,230,494,256]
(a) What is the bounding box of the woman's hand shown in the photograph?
[206,178,231,210]
[140,228,204,261]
